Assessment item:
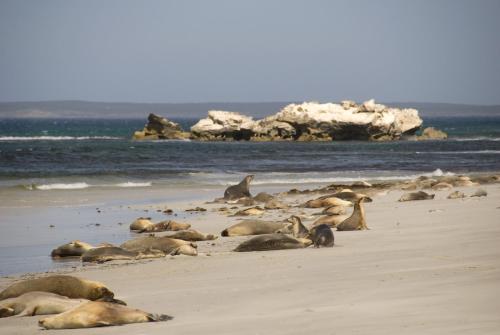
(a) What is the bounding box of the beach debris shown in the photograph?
[398,191,435,202]
[185,207,207,212]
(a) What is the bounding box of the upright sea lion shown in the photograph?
[120,236,197,256]
[221,220,286,237]
[224,175,254,200]
[308,224,334,247]
[38,301,173,329]
[81,247,165,263]
[398,191,435,202]
[0,292,86,318]
[336,196,372,231]
[286,216,310,239]
[51,241,95,258]
[234,234,312,252]
[166,229,217,241]
[0,275,115,302]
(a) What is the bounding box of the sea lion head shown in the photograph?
[89,286,114,301]
[245,175,254,184]
[360,196,373,203]
[0,307,15,318]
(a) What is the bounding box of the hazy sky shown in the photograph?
[1,0,499,104]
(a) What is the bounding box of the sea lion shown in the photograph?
[133,220,191,233]
[312,214,349,228]
[38,301,173,329]
[234,234,312,252]
[351,181,372,188]
[431,182,453,190]
[321,206,347,215]
[471,188,487,197]
[327,191,367,202]
[0,275,115,302]
[81,247,166,263]
[304,196,352,208]
[224,175,254,200]
[0,292,86,318]
[447,190,466,199]
[286,216,310,239]
[120,236,198,256]
[264,199,288,210]
[336,196,372,231]
[253,192,274,203]
[129,217,154,231]
[221,220,286,237]
[398,191,435,202]
[232,206,265,216]
[166,229,217,241]
[51,240,95,257]
[309,224,334,247]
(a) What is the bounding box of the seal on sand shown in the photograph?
[51,241,95,258]
[0,275,115,302]
[0,292,86,318]
[81,247,165,263]
[308,224,334,247]
[234,234,312,252]
[312,214,349,228]
[131,219,191,233]
[224,175,254,200]
[38,301,173,329]
[398,191,435,202]
[166,229,217,241]
[336,196,372,231]
[120,236,198,256]
[221,220,286,237]
[304,196,352,208]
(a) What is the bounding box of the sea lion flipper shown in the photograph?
[95,321,111,327]
[147,313,174,322]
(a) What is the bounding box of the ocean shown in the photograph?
[0,117,499,190]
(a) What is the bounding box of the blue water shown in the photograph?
[0,117,499,189]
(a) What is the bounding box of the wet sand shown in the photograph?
[0,181,499,334]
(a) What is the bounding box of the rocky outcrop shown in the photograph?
[190,99,423,141]
[133,113,190,140]
[417,127,448,140]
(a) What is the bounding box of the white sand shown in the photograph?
[1,184,499,334]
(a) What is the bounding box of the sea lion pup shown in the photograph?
[0,275,115,302]
[234,234,312,252]
[398,191,435,202]
[51,240,95,257]
[309,224,334,248]
[81,247,166,263]
[38,301,173,329]
[221,219,286,237]
[224,175,254,201]
[166,229,217,241]
[129,217,154,231]
[120,235,198,256]
[336,196,372,231]
[0,292,86,318]
[312,214,349,228]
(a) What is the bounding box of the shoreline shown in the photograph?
[0,174,499,333]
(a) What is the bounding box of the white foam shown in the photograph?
[114,182,152,187]
[0,136,121,141]
[451,137,500,142]
[35,182,90,190]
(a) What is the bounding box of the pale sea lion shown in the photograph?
[447,190,466,199]
[327,191,367,202]
[120,236,198,256]
[81,247,166,263]
[129,217,154,231]
[309,224,334,247]
[286,216,310,239]
[51,240,95,257]
[224,175,254,200]
[38,301,173,329]
[321,206,347,215]
[431,182,453,190]
[221,220,286,237]
[398,191,435,202]
[0,275,115,302]
[470,188,487,197]
[264,199,288,210]
[336,196,372,231]
[253,192,274,203]
[234,234,312,252]
[312,214,349,228]
[232,206,265,216]
[305,196,352,208]
[133,220,191,233]
[0,292,86,318]
[166,229,217,241]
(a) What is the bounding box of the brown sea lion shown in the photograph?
[0,292,86,318]
[285,216,310,239]
[133,220,191,233]
[470,188,487,197]
[221,220,286,237]
[120,236,198,256]
[398,191,435,202]
[336,196,372,231]
[0,275,115,302]
[81,247,165,263]
[234,234,312,252]
[312,214,349,228]
[224,175,254,200]
[447,190,466,199]
[253,192,274,203]
[51,241,95,258]
[321,206,347,215]
[327,191,368,202]
[38,301,173,329]
[264,199,288,210]
[309,224,335,247]
[166,229,217,241]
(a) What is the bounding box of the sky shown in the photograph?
[0,0,499,104]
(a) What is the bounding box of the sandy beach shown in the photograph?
[1,178,499,334]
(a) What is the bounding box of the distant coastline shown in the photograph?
[1,100,500,119]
